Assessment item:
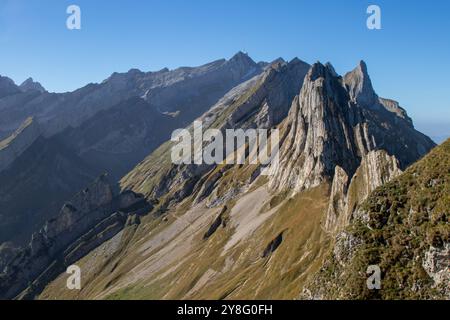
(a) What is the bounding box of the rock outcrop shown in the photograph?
[0,52,263,139]
[422,243,450,296]
[324,166,350,231]
[0,75,21,99]
[262,232,284,258]
[344,60,378,108]
[269,63,362,192]
[0,53,265,246]
[268,61,434,231]
[120,58,311,209]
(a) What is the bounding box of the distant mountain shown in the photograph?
[0,76,21,100]
[120,58,311,207]
[0,52,264,245]
[303,139,449,299]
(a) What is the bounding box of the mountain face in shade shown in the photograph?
[0,55,443,300]
[0,174,151,300]
[119,58,311,208]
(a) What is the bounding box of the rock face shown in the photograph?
[378,98,412,125]
[0,53,265,246]
[0,174,151,300]
[0,55,441,301]
[269,63,362,192]
[325,150,402,232]
[324,166,350,231]
[120,58,310,209]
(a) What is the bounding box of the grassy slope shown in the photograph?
[39,182,331,300]
[306,139,450,299]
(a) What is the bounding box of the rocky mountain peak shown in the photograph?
[127,68,142,75]
[344,60,378,108]
[230,51,253,62]
[19,77,46,93]
[269,60,435,194]
[324,62,338,77]
[357,59,368,72]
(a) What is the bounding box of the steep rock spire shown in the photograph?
[268,62,362,192]
[344,60,378,108]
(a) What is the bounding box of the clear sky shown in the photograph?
[0,0,449,141]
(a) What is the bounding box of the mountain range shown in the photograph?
[0,53,447,300]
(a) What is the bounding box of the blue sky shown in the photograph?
[0,0,449,141]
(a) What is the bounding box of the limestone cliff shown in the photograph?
[268,61,434,232]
